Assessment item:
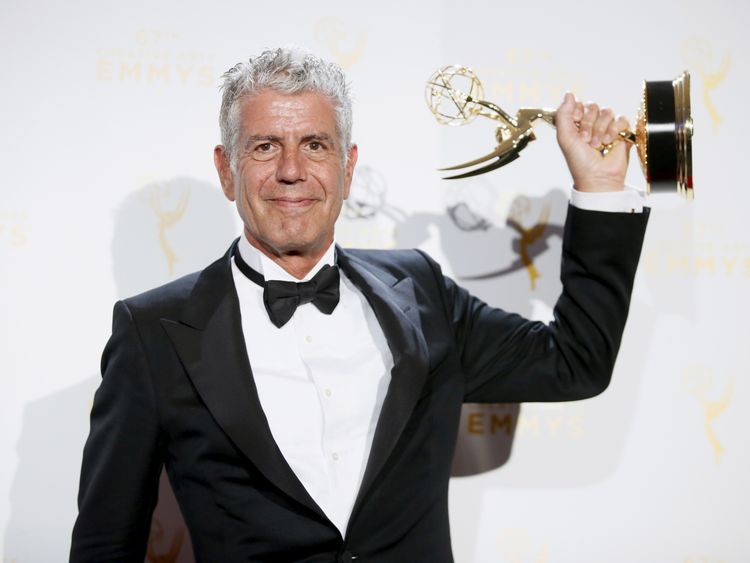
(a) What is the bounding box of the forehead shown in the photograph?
[238,89,338,137]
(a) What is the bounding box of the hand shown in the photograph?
[556,92,632,193]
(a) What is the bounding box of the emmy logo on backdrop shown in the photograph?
[148,184,191,275]
[683,365,734,463]
[495,529,550,563]
[507,197,550,290]
[314,17,366,70]
[684,556,727,563]
[0,212,27,248]
[683,39,730,132]
[453,191,564,291]
[344,165,388,220]
[95,29,215,87]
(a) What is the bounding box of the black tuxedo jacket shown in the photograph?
[71,206,648,562]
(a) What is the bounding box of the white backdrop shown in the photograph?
[1,0,748,561]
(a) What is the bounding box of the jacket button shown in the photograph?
[338,551,357,562]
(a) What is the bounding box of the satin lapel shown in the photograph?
[160,244,326,521]
[337,248,430,520]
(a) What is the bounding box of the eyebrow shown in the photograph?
[243,133,335,150]
[301,133,334,144]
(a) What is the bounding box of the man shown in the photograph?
[71,47,648,562]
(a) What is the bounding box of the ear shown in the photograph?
[214,145,236,201]
[342,144,358,200]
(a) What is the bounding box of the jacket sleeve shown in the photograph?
[431,205,649,403]
[70,300,165,562]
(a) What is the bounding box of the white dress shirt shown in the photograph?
[571,184,646,213]
[231,235,393,536]
[228,187,645,535]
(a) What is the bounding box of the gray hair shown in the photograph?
[219,47,353,168]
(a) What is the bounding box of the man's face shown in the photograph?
[215,89,357,260]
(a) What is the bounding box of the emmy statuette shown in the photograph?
[426,65,694,199]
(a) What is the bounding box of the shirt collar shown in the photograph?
[237,233,336,283]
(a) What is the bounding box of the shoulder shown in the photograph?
[121,271,202,316]
[119,247,232,322]
[344,247,440,277]
[341,248,449,297]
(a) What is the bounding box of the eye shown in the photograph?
[304,139,332,160]
[250,141,277,161]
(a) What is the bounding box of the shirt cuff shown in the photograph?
[570,185,646,213]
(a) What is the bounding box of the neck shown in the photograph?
[267,254,324,280]
[245,230,332,280]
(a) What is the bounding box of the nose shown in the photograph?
[276,146,306,185]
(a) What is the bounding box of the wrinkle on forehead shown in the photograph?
[236,89,344,163]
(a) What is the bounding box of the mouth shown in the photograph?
[268,197,318,210]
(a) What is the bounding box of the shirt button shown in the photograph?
[325,388,332,397]
[332,452,340,461]
[305,335,313,343]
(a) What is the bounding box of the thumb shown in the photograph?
[609,130,633,162]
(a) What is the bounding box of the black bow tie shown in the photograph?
[234,248,340,328]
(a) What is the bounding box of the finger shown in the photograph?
[606,115,630,143]
[579,102,599,144]
[593,107,614,146]
[555,92,578,141]
[573,99,584,122]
